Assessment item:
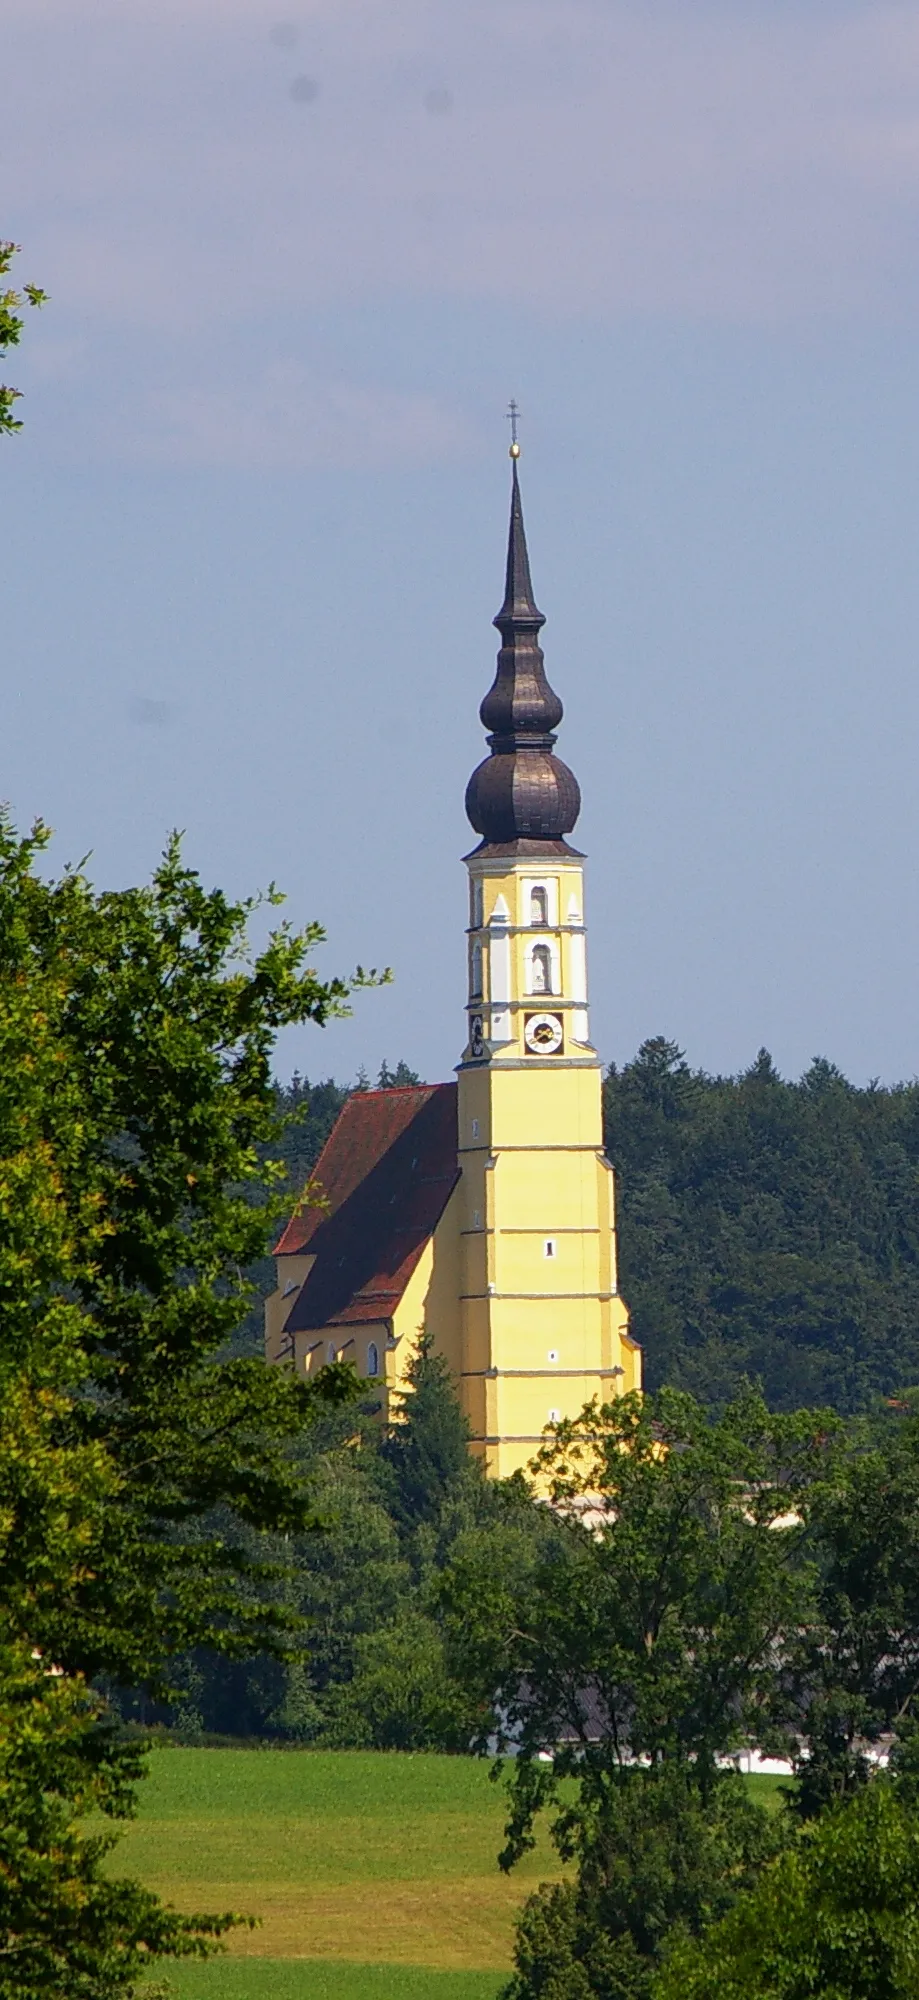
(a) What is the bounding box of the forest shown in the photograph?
[604,1037,919,1410]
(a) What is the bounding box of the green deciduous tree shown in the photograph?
[506,1770,777,2000]
[323,1604,481,1751]
[788,1397,919,1817]
[654,1776,919,2000]
[0,814,372,1990]
[444,1389,837,2000]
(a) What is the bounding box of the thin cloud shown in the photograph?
[6,0,919,328]
[112,365,475,471]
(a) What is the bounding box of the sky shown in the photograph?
[5,0,919,1087]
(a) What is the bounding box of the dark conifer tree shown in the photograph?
[379,1333,474,1533]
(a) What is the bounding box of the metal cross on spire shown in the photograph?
[506,398,521,459]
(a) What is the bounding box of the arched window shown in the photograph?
[367,1341,379,1378]
[530,885,548,926]
[470,943,483,998]
[531,944,553,995]
[326,1341,337,1365]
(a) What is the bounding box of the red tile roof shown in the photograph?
[278,1084,459,1333]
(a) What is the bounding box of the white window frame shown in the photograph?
[526,938,561,996]
[522,877,558,927]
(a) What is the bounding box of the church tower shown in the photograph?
[456,445,641,1476]
[266,438,639,1477]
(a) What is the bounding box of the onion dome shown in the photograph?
[465,459,581,852]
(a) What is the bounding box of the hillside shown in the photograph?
[605,1038,919,1410]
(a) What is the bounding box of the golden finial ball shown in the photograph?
[509,440,521,458]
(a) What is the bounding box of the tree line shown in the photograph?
[605,1036,919,1411]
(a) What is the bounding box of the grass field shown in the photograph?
[120,1748,785,1999]
[124,1748,560,1998]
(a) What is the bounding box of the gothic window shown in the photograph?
[367,1341,379,1378]
[470,943,483,998]
[530,885,548,926]
[531,944,553,995]
[327,1341,337,1365]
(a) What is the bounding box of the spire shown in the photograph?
[497,460,544,631]
[465,445,581,852]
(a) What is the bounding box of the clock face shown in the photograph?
[524,1011,564,1055]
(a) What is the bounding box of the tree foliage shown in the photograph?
[605,1037,919,1410]
[655,1776,919,2000]
[0,241,46,434]
[0,815,371,1991]
[379,1331,476,1536]
[788,1396,919,1817]
[441,1389,840,1999]
[121,1320,508,1751]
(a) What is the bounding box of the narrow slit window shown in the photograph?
[544,1239,557,1259]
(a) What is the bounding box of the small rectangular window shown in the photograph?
[544,1239,556,1258]
[471,1118,479,1139]
[473,1209,481,1229]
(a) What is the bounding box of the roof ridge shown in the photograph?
[345,1083,436,1100]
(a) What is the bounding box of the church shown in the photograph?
[265,444,641,1477]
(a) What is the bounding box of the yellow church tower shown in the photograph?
[455,442,640,1475]
[266,440,640,1476]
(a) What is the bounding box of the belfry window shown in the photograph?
[531,944,553,995]
[530,885,548,927]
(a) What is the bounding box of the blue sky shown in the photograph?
[5,0,919,1086]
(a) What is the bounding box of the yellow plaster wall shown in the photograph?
[457,852,640,1479]
[264,1253,316,1362]
[294,1321,388,1381]
[391,1182,463,1386]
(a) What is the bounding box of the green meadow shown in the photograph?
[121,1748,784,1999]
